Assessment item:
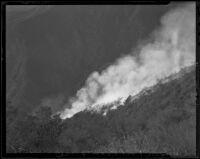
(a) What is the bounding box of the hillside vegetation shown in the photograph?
[6,66,196,156]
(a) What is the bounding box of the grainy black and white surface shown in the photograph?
[5,2,196,157]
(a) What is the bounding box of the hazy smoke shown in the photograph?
[41,94,65,113]
[60,3,195,119]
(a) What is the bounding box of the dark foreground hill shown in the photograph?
[6,66,196,156]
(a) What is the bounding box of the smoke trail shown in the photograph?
[60,3,195,119]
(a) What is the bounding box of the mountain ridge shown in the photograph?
[69,65,195,118]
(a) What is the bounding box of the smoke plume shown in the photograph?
[60,3,195,119]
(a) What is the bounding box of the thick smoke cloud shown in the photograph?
[60,3,195,119]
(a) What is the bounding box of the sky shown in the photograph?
[6,3,194,116]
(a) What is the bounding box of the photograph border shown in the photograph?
[1,1,199,158]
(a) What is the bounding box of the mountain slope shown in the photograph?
[94,65,196,155]
[58,65,196,155]
[6,66,196,156]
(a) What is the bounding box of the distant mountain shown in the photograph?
[6,5,52,25]
[6,5,173,112]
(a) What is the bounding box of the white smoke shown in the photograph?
[60,3,195,119]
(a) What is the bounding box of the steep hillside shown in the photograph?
[94,65,196,155]
[6,66,196,156]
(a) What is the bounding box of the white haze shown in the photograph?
[60,3,195,119]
